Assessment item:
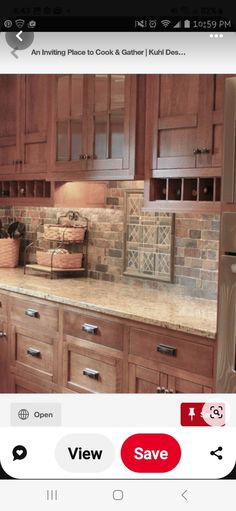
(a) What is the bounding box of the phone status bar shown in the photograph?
[0,16,234,32]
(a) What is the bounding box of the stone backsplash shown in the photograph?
[0,180,220,300]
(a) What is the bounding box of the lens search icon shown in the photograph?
[12,445,27,461]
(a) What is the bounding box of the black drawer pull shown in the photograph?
[82,323,98,334]
[83,368,99,380]
[27,347,41,357]
[157,344,177,357]
[25,308,39,318]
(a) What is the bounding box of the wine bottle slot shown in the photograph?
[192,189,198,197]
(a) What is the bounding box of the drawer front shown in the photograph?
[63,309,123,350]
[12,330,54,380]
[129,328,214,378]
[66,347,121,393]
[10,295,59,332]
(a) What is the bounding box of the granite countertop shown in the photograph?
[0,268,217,339]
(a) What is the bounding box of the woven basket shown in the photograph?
[0,239,20,268]
[44,224,85,242]
[36,251,83,269]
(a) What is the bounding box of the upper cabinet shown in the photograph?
[0,76,18,175]
[49,74,144,180]
[144,74,236,212]
[0,75,50,178]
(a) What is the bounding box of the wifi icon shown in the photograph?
[161,19,171,28]
[15,19,25,29]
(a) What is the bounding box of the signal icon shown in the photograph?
[161,19,171,28]
[174,21,182,28]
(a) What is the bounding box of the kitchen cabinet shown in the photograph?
[0,75,50,178]
[128,324,214,392]
[144,74,236,212]
[8,294,59,390]
[0,290,214,394]
[63,307,124,393]
[0,76,18,176]
[49,74,144,180]
[129,365,212,393]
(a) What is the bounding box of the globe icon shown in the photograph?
[18,409,29,420]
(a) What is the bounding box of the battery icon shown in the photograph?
[184,19,190,28]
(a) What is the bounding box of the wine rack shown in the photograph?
[150,177,221,212]
[0,180,53,205]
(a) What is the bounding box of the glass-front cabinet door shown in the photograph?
[52,74,88,174]
[51,74,137,179]
[0,75,18,176]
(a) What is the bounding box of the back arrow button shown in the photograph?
[181,490,188,501]
[16,31,23,42]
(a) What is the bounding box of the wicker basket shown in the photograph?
[44,224,85,242]
[36,251,83,269]
[0,239,20,268]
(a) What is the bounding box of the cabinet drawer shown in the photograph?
[11,328,56,381]
[129,328,214,378]
[63,308,123,350]
[65,345,122,393]
[10,295,59,332]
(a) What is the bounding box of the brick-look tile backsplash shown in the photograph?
[0,180,220,300]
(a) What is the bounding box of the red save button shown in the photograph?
[121,434,181,473]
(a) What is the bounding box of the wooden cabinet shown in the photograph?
[49,74,144,180]
[63,306,124,393]
[144,74,236,212]
[0,76,18,175]
[0,291,215,394]
[8,295,59,390]
[128,324,214,393]
[129,365,212,393]
[0,75,50,178]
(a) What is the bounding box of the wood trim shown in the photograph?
[152,167,222,178]
[159,114,197,130]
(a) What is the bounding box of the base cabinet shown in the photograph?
[129,364,212,394]
[0,291,215,394]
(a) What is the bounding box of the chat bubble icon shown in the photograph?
[12,445,27,461]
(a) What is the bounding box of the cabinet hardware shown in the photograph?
[25,308,39,318]
[79,154,86,160]
[0,331,6,337]
[27,347,41,357]
[157,344,177,357]
[83,368,99,380]
[82,323,98,334]
[193,148,201,155]
[156,386,174,393]
[201,148,210,154]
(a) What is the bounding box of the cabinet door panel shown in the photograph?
[148,74,219,172]
[0,75,18,174]
[21,75,50,173]
[129,364,212,394]
[87,74,135,173]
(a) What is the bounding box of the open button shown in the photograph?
[121,434,181,473]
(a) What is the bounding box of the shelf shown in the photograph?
[25,264,86,273]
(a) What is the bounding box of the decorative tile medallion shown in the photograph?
[124,191,174,282]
